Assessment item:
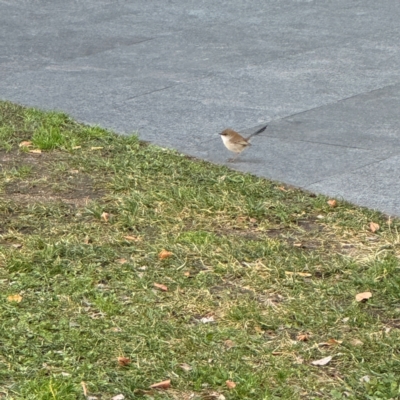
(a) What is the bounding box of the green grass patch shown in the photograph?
[1,100,400,399]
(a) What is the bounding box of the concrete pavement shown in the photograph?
[1,0,400,214]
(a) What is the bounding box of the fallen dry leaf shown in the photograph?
[29,149,42,154]
[297,333,310,342]
[11,243,23,249]
[224,339,235,349]
[19,140,33,147]
[111,395,125,400]
[117,357,131,366]
[158,250,173,259]
[7,294,22,303]
[327,338,342,346]
[285,271,312,277]
[311,355,332,366]
[327,199,337,207]
[350,338,364,347]
[319,338,343,347]
[272,351,283,356]
[81,381,88,397]
[183,271,190,277]
[116,258,128,264]
[355,292,372,302]
[123,235,141,242]
[360,375,370,383]
[200,316,214,324]
[153,283,168,292]
[150,379,171,389]
[225,380,236,389]
[101,212,110,222]
[179,363,192,372]
[277,186,287,191]
[369,222,380,233]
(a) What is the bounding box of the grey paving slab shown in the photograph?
[1,0,400,215]
[270,83,400,153]
[307,154,400,216]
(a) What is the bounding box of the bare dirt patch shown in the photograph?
[0,149,103,206]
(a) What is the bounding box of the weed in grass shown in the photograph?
[0,101,400,399]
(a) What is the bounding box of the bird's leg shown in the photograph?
[228,152,242,163]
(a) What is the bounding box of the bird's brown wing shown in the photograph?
[232,138,249,146]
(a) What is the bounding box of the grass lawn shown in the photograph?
[1,101,400,400]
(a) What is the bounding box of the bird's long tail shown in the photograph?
[246,124,268,140]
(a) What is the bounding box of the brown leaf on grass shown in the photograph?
[224,339,235,349]
[7,294,22,303]
[326,338,342,346]
[150,379,171,389]
[153,283,168,292]
[111,395,125,400]
[124,235,141,242]
[297,333,310,342]
[327,199,337,207]
[158,250,173,259]
[350,338,364,346]
[29,149,42,154]
[179,363,192,372]
[369,222,380,233]
[225,380,236,389]
[116,258,128,264]
[19,141,33,147]
[277,186,287,191]
[319,338,342,347]
[105,327,122,333]
[285,271,312,277]
[117,357,131,366]
[355,292,372,302]
[101,212,110,222]
[12,243,23,249]
[311,355,332,366]
[183,271,190,277]
[83,236,90,245]
[81,381,88,397]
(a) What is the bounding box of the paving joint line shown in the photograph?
[304,151,400,189]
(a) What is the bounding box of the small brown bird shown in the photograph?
[220,124,268,161]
